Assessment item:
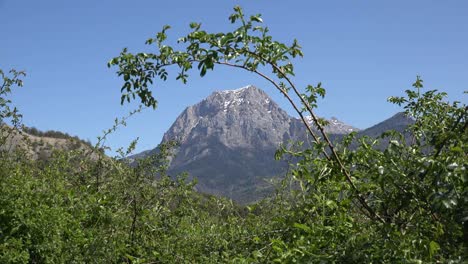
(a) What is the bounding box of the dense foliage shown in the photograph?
[1,6,466,263]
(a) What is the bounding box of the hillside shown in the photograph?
[0,125,98,161]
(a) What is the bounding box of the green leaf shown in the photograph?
[189,22,200,30]
[200,65,207,77]
[293,223,311,233]
[428,241,440,258]
[250,15,263,23]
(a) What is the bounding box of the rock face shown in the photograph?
[146,85,357,203]
[162,86,296,149]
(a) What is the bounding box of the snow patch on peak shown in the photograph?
[222,98,245,112]
[217,85,253,94]
[216,86,254,112]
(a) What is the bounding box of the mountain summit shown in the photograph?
[162,85,296,149]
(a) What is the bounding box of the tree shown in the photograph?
[0,69,24,127]
[109,6,467,262]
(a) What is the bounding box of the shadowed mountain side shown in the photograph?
[168,140,287,204]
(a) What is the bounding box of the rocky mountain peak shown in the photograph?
[212,84,255,96]
[162,85,292,148]
[203,85,273,113]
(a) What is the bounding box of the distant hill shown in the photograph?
[0,125,98,161]
[358,112,414,138]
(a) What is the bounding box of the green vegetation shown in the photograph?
[1,6,466,263]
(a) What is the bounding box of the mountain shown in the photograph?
[134,85,414,203]
[138,85,359,203]
[161,86,297,203]
[358,112,414,138]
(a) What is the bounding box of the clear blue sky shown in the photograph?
[1,0,467,155]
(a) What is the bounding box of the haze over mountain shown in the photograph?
[133,85,412,203]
